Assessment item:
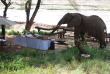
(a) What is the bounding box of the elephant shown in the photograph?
[49,13,107,48]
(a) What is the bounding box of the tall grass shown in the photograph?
[0,45,110,74]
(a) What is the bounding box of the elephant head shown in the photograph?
[49,13,81,35]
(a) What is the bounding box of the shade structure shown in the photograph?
[0,16,17,25]
[0,16,18,39]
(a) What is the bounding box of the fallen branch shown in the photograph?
[35,26,65,30]
[45,31,66,36]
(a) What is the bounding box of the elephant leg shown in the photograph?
[74,30,80,45]
[74,34,80,45]
[98,38,106,48]
[80,32,88,45]
[74,27,81,45]
[80,32,85,41]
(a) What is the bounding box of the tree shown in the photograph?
[1,0,11,17]
[69,0,79,10]
[1,0,11,39]
[24,0,78,31]
[25,0,41,31]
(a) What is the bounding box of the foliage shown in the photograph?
[30,30,38,35]
[0,31,2,34]
[7,30,19,35]
[2,30,49,35]
[0,30,19,35]
[19,0,27,9]
[68,0,79,11]
[22,30,49,35]
[0,45,110,73]
[38,31,50,35]
[22,29,30,34]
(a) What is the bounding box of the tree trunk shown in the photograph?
[1,25,5,39]
[3,6,8,17]
[2,6,8,39]
[25,0,41,31]
[25,21,33,31]
[25,0,32,31]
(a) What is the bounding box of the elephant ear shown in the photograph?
[69,14,81,27]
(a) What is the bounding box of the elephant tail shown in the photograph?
[104,29,108,44]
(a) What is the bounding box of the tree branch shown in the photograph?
[68,0,79,10]
[1,0,7,6]
[1,0,12,17]
[30,0,41,23]
[25,0,32,23]
[8,0,11,7]
[1,0,11,7]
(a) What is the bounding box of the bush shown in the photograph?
[7,30,19,35]
[22,30,38,35]
[30,30,38,35]
[22,30,29,35]
[39,31,50,35]
[0,31,2,34]
[1,29,50,35]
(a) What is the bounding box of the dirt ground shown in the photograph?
[1,24,109,53]
[1,33,109,54]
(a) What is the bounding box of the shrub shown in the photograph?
[22,30,29,35]
[39,31,50,35]
[7,30,19,35]
[0,31,2,34]
[30,30,38,35]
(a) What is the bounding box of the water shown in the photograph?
[0,9,110,33]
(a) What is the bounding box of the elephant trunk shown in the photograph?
[49,24,61,36]
[49,17,64,36]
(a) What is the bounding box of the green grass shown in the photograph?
[0,45,110,74]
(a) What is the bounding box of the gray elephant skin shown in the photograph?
[49,13,107,48]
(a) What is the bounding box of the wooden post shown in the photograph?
[1,25,5,39]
